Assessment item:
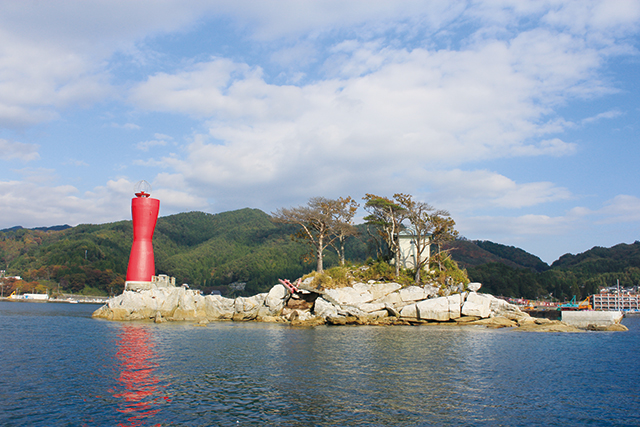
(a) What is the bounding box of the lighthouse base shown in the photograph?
[125,274,176,292]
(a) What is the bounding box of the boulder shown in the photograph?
[325,286,373,306]
[203,295,235,320]
[461,292,491,318]
[313,297,339,318]
[399,286,427,302]
[357,302,387,313]
[232,294,266,321]
[448,294,462,319]
[372,291,403,306]
[488,296,529,321]
[416,297,449,321]
[265,284,288,313]
[399,303,418,319]
[384,303,400,317]
[467,282,482,292]
[367,282,402,300]
[424,285,439,298]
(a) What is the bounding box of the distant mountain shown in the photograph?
[1,209,331,296]
[445,239,549,272]
[1,208,637,300]
[462,240,640,300]
[551,241,640,272]
[1,225,71,232]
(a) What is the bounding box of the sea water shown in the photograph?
[0,301,638,426]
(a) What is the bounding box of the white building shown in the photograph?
[397,231,430,269]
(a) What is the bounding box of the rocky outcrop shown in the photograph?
[92,281,626,332]
[93,281,519,327]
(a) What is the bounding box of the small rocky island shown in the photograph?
[92,277,626,332]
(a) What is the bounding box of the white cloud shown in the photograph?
[12,167,57,184]
[0,33,112,127]
[0,0,224,128]
[460,213,574,238]
[581,109,623,125]
[0,139,40,161]
[129,28,602,205]
[0,175,211,229]
[0,0,637,262]
[421,169,572,211]
[136,139,168,152]
[510,138,577,157]
[112,122,142,130]
[598,195,640,223]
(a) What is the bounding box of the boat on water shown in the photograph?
[7,291,49,301]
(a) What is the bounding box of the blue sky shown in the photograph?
[0,0,639,263]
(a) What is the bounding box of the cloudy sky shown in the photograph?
[0,0,639,263]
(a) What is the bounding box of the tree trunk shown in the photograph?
[317,235,324,273]
[394,237,400,277]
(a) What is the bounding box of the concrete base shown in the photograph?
[561,311,623,328]
[125,281,155,291]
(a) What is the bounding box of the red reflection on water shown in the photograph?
[111,325,168,427]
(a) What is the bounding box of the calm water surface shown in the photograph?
[0,301,638,426]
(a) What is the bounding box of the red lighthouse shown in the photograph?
[126,181,160,283]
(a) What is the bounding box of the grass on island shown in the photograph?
[303,254,469,293]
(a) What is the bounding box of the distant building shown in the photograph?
[593,292,640,311]
[397,231,430,269]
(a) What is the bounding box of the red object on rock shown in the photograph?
[126,195,160,282]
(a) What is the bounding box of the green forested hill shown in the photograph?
[444,239,549,272]
[463,240,640,300]
[1,209,349,296]
[1,209,638,300]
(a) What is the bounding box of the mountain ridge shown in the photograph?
[1,209,637,300]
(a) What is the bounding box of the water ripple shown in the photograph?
[1,302,639,426]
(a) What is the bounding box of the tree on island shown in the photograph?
[363,194,407,277]
[273,197,358,273]
[394,193,440,283]
[327,196,359,266]
[365,193,460,283]
[429,212,459,271]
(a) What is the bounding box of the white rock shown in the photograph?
[424,285,439,298]
[399,303,418,319]
[314,297,339,318]
[448,294,462,319]
[265,284,287,312]
[399,286,426,302]
[489,296,529,321]
[372,292,403,305]
[467,282,482,292]
[461,292,491,318]
[370,310,389,318]
[357,302,387,313]
[368,282,402,300]
[416,297,450,321]
[325,287,373,305]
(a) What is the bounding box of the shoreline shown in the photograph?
[92,281,628,332]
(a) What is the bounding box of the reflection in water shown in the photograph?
[111,325,168,427]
